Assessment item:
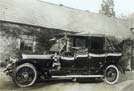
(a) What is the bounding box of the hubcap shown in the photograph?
[106,67,117,82]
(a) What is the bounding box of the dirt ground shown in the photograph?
[0,68,133,91]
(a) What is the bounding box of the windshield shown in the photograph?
[50,38,66,52]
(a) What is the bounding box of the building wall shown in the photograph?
[0,34,18,62]
[0,20,134,70]
[0,21,64,62]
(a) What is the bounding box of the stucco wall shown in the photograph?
[0,35,18,62]
[0,21,65,62]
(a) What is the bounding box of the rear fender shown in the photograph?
[117,64,125,74]
[101,63,125,74]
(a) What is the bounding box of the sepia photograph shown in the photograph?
[0,0,134,91]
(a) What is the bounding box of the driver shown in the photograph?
[66,38,73,52]
[59,37,73,54]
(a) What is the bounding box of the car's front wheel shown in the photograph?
[13,63,37,87]
[104,65,119,84]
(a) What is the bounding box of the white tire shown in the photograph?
[14,63,37,87]
[104,65,119,84]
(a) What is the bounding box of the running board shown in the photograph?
[52,75,104,78]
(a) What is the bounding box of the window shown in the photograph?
[75,38,86,48]
[91,37,105,50]
[105,38,116,51]
[19,35,34,52]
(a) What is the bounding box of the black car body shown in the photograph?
[4,33,124,87]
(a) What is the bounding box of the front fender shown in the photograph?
[117,64,125,74]
[15,59,37,66]
[15,59,53,74]
[15,59,43,72]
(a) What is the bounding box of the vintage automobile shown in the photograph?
[4,33,124,87]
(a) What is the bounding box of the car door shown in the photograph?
[60,37,75,68]
[60,52,75,68]
[73,37,89,68]
[88,36,106,67]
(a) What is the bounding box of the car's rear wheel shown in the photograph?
[104,65,119,84]
[13,63,37,87]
